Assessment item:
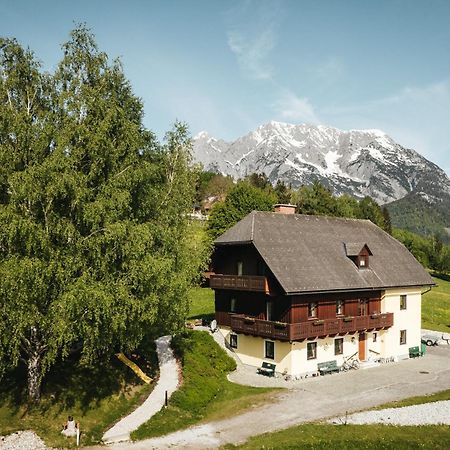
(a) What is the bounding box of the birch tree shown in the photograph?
[0,26,205,402]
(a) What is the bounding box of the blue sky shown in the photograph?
[2,0,450,174]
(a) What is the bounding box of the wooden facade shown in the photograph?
[211,243,394,342]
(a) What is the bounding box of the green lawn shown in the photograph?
[226,423,450,449]
[187,286,215,320]
[226,389,450,449]
[132,330,277,440]
[0,341,157,448]
[422,274,450,332]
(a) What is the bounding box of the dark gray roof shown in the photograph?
[344,243,372,256]
[215,211,434,294]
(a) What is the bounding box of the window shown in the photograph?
[230,334,238,349]
[266,301,273,321]
[373,332,377,343]
[230,298,237,313]
[400,295,407,310]
[334,338,343,355]
[308,302,317,318]
[359,258,366,267]
[237,261,243,276]
[336,300,344,315]
[400,330,407,345]
[358,299,368,316]
[265,340,275,359]
[307,342,317,360]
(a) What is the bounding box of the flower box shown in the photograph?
[274,321,287,329]
[313,320,324,325]
[343,316,354,322]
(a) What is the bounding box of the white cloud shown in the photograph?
[225,0,282,80]
[227,28,275,80]
[314,56,344,85]
[273,90,320,124]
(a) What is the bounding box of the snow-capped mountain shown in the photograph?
[193,121,450,206]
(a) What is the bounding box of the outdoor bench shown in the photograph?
[257,362,276,377]
[409,346,424,358]
[318,360,340,375]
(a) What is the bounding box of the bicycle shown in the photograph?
[340,353,360,372]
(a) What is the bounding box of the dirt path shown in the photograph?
[99,346,450,449]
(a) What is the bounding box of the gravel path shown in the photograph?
[330,400,450,425]
[102,335,179,444]
[98,346,450,449]
[0,431,49,450]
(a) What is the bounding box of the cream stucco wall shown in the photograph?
[219,287,423,375]
[381,287,422,359]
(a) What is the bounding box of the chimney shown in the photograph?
[273,204,296,214]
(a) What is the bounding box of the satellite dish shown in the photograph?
[210,319,217,333]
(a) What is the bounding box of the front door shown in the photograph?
[358,332,366,361]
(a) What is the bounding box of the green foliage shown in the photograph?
[0,344,157,447]
[195,170,234,204]
[291,182,390,232]
[274,179,292,204]
[393,229,450,273]
[0,26,206,401]
[207,181,277,239]
[387,192,450,243]
[132,330,274,440]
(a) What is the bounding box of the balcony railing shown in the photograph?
[210,274,269,293]
[227,313,394,341]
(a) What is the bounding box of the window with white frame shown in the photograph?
[336,300,344,315]
[308,302,317,318]
[230,333,238,349]
[230,297,237,313]
[237,261,243,276]
[400,329,407,345]
[400,295,407,310]
[307,342,317,360]
[265,340,275,359]
[334,338,343,355]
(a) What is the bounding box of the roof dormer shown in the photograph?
[344,243,372,269]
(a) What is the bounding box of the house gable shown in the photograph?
[214,212,434,294]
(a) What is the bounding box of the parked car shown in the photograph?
[421,334,439,346]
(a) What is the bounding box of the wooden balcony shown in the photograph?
[228,313,394,341]
[210,274,269,293]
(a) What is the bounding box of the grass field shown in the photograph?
[0,342,157,448]
[226,423,450,449]
[422,274,450,332]
[227,390,450,449]
[132,330,276,440]
[187,287,214,320]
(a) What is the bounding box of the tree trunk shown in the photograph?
[27,351,42,402]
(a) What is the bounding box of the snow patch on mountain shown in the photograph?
[192,121,450,206]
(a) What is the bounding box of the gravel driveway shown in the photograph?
[102,345,450,449]
[330,400,450,425]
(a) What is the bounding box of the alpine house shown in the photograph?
[209,204,434,377]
